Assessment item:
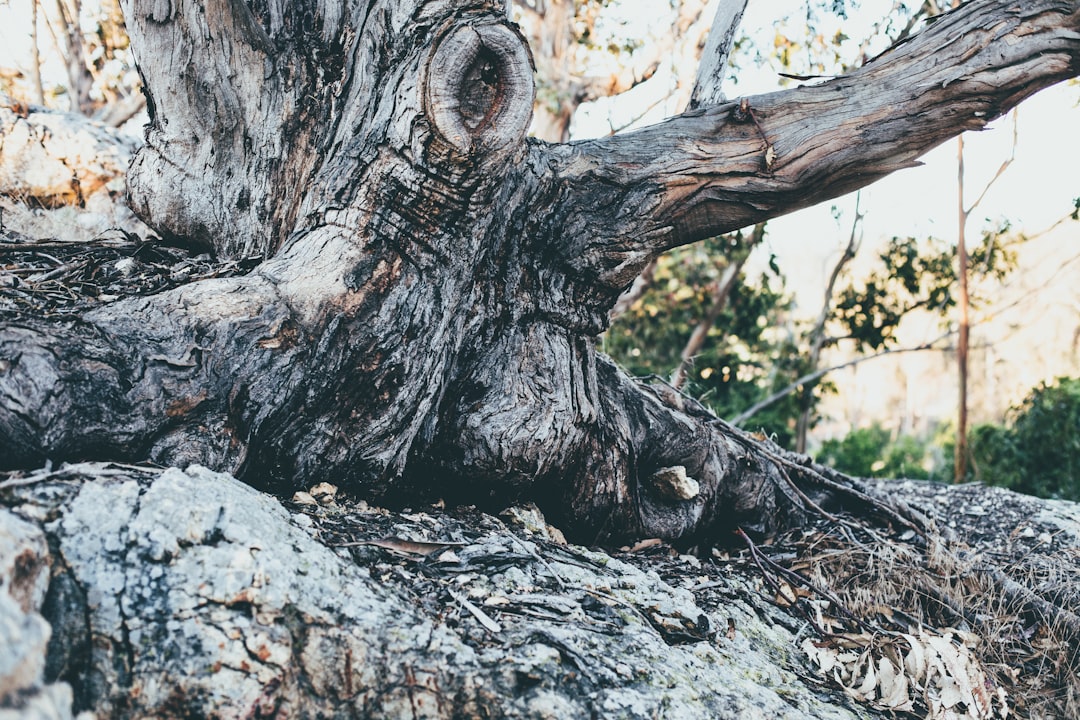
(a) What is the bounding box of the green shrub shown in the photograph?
[817,423,950,480]
[816,424,891,477]
[970,377,1080,500]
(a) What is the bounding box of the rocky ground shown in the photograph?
[2,462,1078,719]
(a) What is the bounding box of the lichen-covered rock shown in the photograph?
[0,103,137,207]
[0,508,75,720]
[8,464,1079,718]
[1,463,868,719]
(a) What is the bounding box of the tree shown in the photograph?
[970,376,1080,500]
[12,0,142,123]
[513,0,714,142]
[1,0,1079,546]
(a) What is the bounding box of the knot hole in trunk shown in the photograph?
[425,21,534,155]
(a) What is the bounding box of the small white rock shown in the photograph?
[292,491,318,506]
[309,482,338,504]
[648,466,700,501]
[114,257,137,276]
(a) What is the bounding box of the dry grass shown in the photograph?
[791,525,1080,719]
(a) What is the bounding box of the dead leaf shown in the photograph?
[764,144,777,170]
[625,538,664,553]
[775,580,799,607]
[877,656,913,711]
[449,589,501,634]
[339,537,467,556]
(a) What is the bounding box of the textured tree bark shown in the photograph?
[1,0,1078,544]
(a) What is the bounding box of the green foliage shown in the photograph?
[816,423,954,480]
[603,233,804,446]
[751,1,932,84]
[833,236,951,351]
[816,424,891,477]
[833,232,1017,351]
[969,377,1080,500]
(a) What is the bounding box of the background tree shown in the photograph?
[5,0,140,123]
[969,377,1080,499]
[603,225,804,446]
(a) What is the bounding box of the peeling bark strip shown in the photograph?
[1,0,1079,543]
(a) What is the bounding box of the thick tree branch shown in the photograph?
[544,0,1080,300]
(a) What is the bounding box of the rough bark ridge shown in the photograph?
[1,0,1079,544]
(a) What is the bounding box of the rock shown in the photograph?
[0,682,76,720]
[3,464,1078,719]
[647,465,700,501]
[0,508,75,720]
[1,463,863,719]
[0,104,137,207]
[0,560,51,700]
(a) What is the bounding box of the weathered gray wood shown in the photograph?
[0,0,1078,546]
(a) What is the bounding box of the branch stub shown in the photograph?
[425,21,534,155]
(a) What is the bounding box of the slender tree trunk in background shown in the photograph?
[795,195,864,454]
[29,0,46,105]
[955,136,970,483]
[1,0,1078,544]
[953,110,1016,482]
[54,0,95,115]
[671,222,765,390]
[690,0,748,107]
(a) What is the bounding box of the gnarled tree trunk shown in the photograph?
[1,0,1079,545]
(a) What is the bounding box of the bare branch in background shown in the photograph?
[690,0,748,107]
[671,222,766,390]
[794,194,865,453]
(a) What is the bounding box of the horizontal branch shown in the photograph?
[544,0,1080,294]
[729,331,954,427]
